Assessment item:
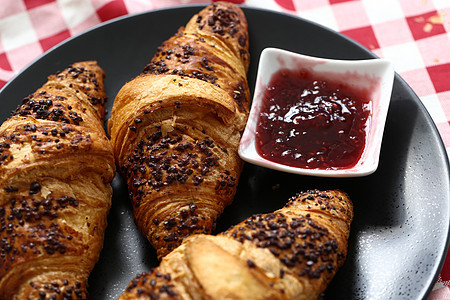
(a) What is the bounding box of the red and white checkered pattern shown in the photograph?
[1,0,450,298]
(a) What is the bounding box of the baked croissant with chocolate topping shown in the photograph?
[0,61,115,299]
[108,2,250,259]
[118,189,353,299]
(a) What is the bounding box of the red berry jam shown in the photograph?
[255,68,371,169]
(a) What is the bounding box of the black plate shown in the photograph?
[1,5,449,300]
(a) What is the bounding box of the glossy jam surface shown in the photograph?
[255,69,371,169]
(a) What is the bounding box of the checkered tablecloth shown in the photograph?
[1,0,449,298]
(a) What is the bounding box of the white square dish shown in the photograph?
[239,47,395,177]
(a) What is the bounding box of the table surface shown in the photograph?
[1,0,449,299]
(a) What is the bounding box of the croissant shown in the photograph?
[108,2,250,259]
[118,189,353,299]
[0,61,115,299]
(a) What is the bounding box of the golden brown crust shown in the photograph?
[118,190,353,300]
[144,1,250,116]
[0,61,115,300]
[108,2,250,259]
